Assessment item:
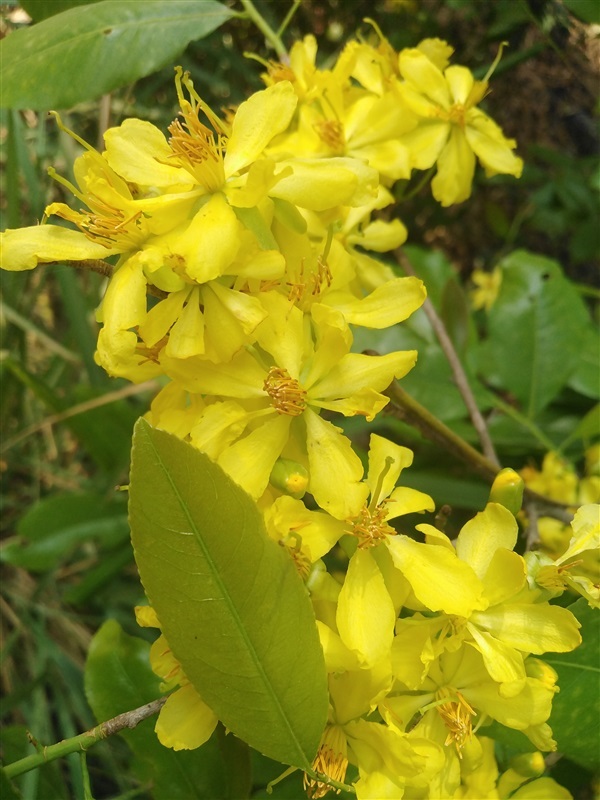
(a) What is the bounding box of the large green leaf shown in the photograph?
[1,0,235,109]
[478,251,588,417]
[544,598,600,770]
[85,620,228,799]
[128,419,328,770]
[21,0,103,22]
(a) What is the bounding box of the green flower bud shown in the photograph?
[490,468,524,514]
[269,458,309,499]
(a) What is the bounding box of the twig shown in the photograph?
[3,697,167,779]
[385,380,574,520]
[43,260,167,299]
[396,250,501,468]
[0,379,159,454]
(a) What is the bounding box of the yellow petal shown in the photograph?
[349,218,408,252]
[325,277,425,331]
[456,502,518,580]
[155,683,218,751]
[366,433,414,506]
[465,677,554,730]
[399,49,452,108]
[483,548,526,606]
[190,400,248,460]
[444,65,474,105]
[271,157,378,210]
[386,535,486,616]
[175,194,241,282]
[312,350,417,401]
[0,225,118,270]
[465,109,524,177]
[466,623,526,683]
[305,408,369,519]
[164,288,205,359]
[337,549,396,667]
[470,602,582,654]
[224,81,298,176]
[431,125,476,206]
[103,118,191,186]
[386,487,435,518]
[218,414,291,499]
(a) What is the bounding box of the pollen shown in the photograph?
[263,366,307,416]
[313,119,345,152]
[167,68,226,191]
[347,501,395,549]
[435,688,475,755]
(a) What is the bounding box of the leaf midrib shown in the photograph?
[142,426,311,770]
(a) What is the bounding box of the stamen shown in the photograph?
[347,500,395,549]
[303,725,348,799]
[313,119,345,152]
[263,367,307,416]
[435,688,475,755]
[166,67,227,190]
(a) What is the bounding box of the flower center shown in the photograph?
[347,501,395,549]
[167,68,227,192]
[287,255,333,307]
[313,119,345,152]
[435,687,475,755]
[263,367,307,416]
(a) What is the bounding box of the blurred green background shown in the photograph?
[1,1,598,797]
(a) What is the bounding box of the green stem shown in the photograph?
[3,697,167,779]
[277,0,301,38]
[239,0,288,60]
[396,166,435,202]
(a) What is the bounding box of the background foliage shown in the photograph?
[1,0,598,798]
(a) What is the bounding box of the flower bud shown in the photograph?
[490,468,524,514]
[509,751,546,778]
[269,458,309,499]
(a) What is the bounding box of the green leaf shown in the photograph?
[21,1,103,22]
[567,324,600,399]
[1,0,235,109]
[544,598,600,770]
[85,620,228,800]
[562,0,600,23]
[128,419,328,770]
[478,251,588,417]
[1,492,129,572]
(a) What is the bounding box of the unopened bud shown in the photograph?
[269,458,309,499]
[509,751,545,778]
[525,657,558,690]
[490,468,524,515]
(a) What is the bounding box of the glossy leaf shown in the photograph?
[544,598,600,770]
[478,251,588,417]
[1,0,235,109]
[85,620,228,800]
[128,419,328,769]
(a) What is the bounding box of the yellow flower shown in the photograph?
[388,503,581,684]
[528,503,600,608]
[470,266,502,312]
[134,606,218,750]
[397,46,523,205]
[159,293,417,517]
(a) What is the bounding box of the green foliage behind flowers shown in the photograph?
[1,1,598,799]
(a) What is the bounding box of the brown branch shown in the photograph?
[396,250,501,468]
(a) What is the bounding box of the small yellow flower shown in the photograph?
[470,266,502,312]
[397,46,523,205]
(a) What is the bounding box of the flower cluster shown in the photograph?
[1,29,588,800]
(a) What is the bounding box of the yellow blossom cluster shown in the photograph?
[0,30,589,800]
